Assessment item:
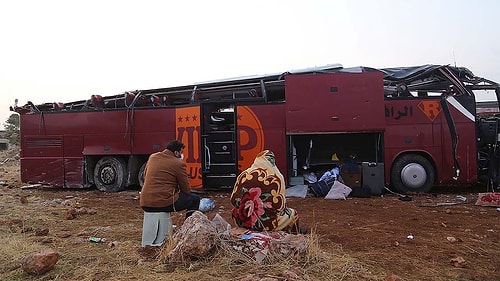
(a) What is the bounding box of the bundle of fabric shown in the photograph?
[230,150,299,232]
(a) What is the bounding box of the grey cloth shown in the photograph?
[141,212,172,247]
[285,184,308,198]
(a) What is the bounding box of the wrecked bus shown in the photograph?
[10,64,500,193]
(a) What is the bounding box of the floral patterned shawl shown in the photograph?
[230,150,298,232]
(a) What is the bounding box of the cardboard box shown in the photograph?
[340,170,362,188]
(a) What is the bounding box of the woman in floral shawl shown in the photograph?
[230,150,299,232]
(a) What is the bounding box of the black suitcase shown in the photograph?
[309,178,335,197]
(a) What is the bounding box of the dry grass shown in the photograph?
[150,227,377,281]
[0,146,381,280]
[0,193,378,281]
[0,145,376,280]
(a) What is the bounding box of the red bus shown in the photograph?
[10,64,500,193]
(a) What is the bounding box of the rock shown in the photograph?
[41,237,53,244]
[35,228,49,236]
[21,226,33,233]
[76,208,88,215]
[61,198,79,207]
[385,274,402,281]
[451,256,467,268]
[64,208,77,220]
[21,248,60,275]
[54,231,72,238]
[166,211,217,263]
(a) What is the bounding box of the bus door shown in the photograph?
[201,102,238,188]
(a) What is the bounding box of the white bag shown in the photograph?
[324,181,352,200]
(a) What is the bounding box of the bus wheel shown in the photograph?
[138,162,146,187]
[391,154,435,193]
[94,156,127,192]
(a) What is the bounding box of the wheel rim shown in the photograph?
[100,166,116,185]
[400,163,427,189]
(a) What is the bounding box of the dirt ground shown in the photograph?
[1,146,500,280]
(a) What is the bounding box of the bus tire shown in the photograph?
[138,162,146,188]
[391,154,435,193]
[94,156,127,192]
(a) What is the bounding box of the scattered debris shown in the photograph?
[417,194,472,207]
[2,157,17,164]
[399,195,412,201]
[199,197,216,212]
[61,198,80,207]
[475,192,500,207]
[20,184,41,190]
[89,237,107,243]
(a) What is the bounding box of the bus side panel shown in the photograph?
[63,158,84,188]
[176,106,202,189]
[285,72,385,134]
[21,135,64,187]
[63,135,84,188]
[21,158,64,186]
[21,111,133,156]
[131,108,177,154]
[384,98,478,185]
[83,134,132,155]
[22,111,131,135]
[239,104,287,178]
[384,99,442,184]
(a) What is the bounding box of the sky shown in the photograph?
[1,0,499,129]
